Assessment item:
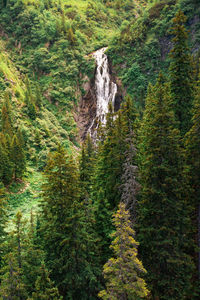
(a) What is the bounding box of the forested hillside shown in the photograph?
[0,0,199,299]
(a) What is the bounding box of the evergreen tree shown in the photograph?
[119,96,139,221]
[35,83,42,109]
[0,137,13,185]
[10,134,26,180]
[79,135,95,203]
[24,77,37,120]
[23,213,46,297]
[138,74,194,299]
[95,103,122,210]
[93,105,119,266]
[94,189,113,266]
[99,203,149,300]
[16,127,25,149]
[169,10,193,135]
[31,264,62,300]
[184,73,200,294]
[0,212,28,299]
[1,92,13,137]
[41,145,100,299]
[94,99,138,265]
[0,252,27,300]
[0,186,7,269]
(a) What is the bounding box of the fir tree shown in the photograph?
[95,103,122,210]
[31,264,62,300]
[138,74,194,299]
[94,99,138,265]
[24,77,37,120]
[169,10,193,135]
[94,189,113,266]
[0,212,28,299]
[10,134,26,180]
[184,73,200,294]
[119,96,139,221]
[99,203,149,300]
[23,213,46,297]
[1,92,13,137]
[0,185,7,269]
[35,83,42,109]
[79,135,95,203]
[0,138,13,185]
[0,252,27,300]
[41,145,100,299]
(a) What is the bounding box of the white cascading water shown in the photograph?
[93,47,117,123]
[88,47,117,136]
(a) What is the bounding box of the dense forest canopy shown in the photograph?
[0,0,200,299]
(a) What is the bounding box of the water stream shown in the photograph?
[93,47,117,123]
[89,47,117,136]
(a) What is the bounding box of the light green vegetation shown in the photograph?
[108,0,200,108]
[0,40,25,99]
[6,168,42,230]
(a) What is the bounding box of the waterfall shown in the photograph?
[88,47,117,136]
[93,47,117,123]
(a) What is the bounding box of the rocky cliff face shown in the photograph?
[77,49,122,140]
[77,75,97,140]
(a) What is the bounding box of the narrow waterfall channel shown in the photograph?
[88,47,117,137]
[93,47,117,123]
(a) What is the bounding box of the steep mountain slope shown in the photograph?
[0,0,199,207]
[0,0,147,215]
[108,0,200,108]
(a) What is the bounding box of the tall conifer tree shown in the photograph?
[79,135,95,203]
[0,186,7,270]
[10,134,26,180]
[31,264,62,300]
[184,73,200,295]
[99,203,149,300]
[138,74,193,299]
[41,145,100,299]
[0,212,28,299]
[169,10,193,135]
[120,96,139,221]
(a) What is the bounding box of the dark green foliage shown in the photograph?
[0,1,199,299]
[79,135,95,203]
[31,264,62,300]
[0,252,28,299]
[24,77,37,120]
[119,96,139,221]
[10,134,26,180]
[1,92,13,137]
[41,145,100,299]
[94,190,113,267]
[0,212,28,299]
[94,98,138,264]
[22,213,46,297]
[0,211,50,298]
[184,74,200,295]
[138,74,194,299]
[95,104,122,210]
[0,137,13,185]
[0,187,7,269]
[169,10,194,135]
[35,83,43,109]
[0,93,26,184]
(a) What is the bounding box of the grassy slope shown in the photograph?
[0,0,147,219]
[108,0,200,108]
[1,0,199,222]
